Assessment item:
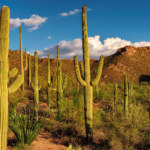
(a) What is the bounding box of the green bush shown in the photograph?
[9,105,49,145]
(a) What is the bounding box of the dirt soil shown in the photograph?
[30,131,67,150]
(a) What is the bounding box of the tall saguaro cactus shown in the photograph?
[74,5,104,140]
[0,6,23,150]
[32,51,40,120]
[56,45,63,119]
[28,54,31,88]
[124,76,128,117]
[47,54,51,107]
[20,26,27,91]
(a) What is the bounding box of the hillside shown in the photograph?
[9,46,150,87]
[101,46,150,83]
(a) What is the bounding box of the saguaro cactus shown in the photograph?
[56,45,63,119]
[47,54,51,107]
[0,6,23,150]
[20,26,27,91]
[32,51,40,120]
[124,76,128,117]
[28,54,31,88]
[74,5,104,140]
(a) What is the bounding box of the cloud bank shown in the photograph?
[38,35,150,59]
[10,15,48,32]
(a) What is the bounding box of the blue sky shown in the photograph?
[1,0,150,59]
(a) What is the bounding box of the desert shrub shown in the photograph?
[104,102,150,150]
[9,105,49,145]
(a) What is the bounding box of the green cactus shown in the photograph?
[28,54,31,88]
[56,45,63,119]
[20,26,28,91]
[32,51,41,120]
[0,6,23,150]
[74,5,104,140]
[56,45,68,119]
[124,76,128,117]
[47,54,51,107]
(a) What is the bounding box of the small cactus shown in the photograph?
[124,76,128,117]
[0,6,23,150]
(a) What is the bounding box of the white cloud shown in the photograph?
[60,8,91,17]
[60,9,81,16]
[133,41,150,47]
[10,15,47,32]
[47,36,52,39]
[38,35,150,59]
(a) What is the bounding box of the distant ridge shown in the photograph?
[9,46,150,85]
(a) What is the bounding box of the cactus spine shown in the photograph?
[56,45,63,119]
[124,76,128,117]
[74,5,104,140]
[47,54,51,107]
[0,6,23,150]
[28,54,31,88]
[32,51,40,120]
[20,26,27,91]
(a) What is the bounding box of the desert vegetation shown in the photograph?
[0,5,149,150]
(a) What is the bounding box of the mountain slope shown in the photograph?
[9,46,150,86]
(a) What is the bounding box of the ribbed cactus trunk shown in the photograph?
[34,51,39,120]
[82,5,93,138]
[0,6,10,150]
[74,5,104,140]
[28,54,31,88]
[47,54,51,107]
[124,76,128,117]
[20,26,24,91]
[0,7,23,150]
[57,45,63,119]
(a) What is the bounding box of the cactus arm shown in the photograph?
[9,75,23,94]
[91,56,104,86]
[80,61,84,78]
[9,68,18,78]
[24,48,28,71]
[74,56,87,86]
